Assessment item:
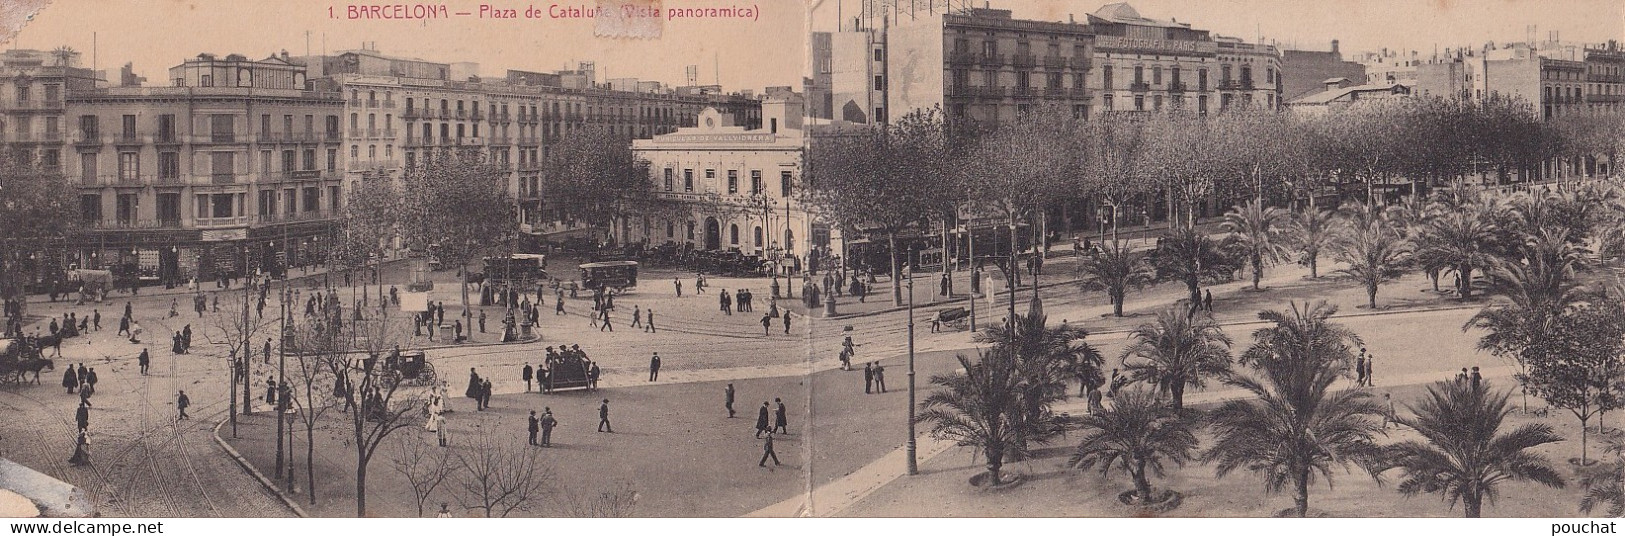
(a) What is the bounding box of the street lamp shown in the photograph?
[904,266,918,476]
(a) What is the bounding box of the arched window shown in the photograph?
[686,221,695,240]
[666,221,674,238]
[754,226,763,248]
[785,229,794,252]
[729,224,739,245]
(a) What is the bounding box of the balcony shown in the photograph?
[471,109,484,121]
[195,215,251,228]
[1011,54,1037,68]
[348,99,362,107]
[1010,86,1036,98]
[403,108,427,120]
[488,136,511,145]
[518,162,542,171]
[74,134,102,147]
[1129,82,1151,92]
[978,53,1005,67]
[947,50,979,65]
[440,136,457,146]
[455,110,468,120]
[1239,79,1256,90]
[256,210,336,225]
[92,219,184,230]
[404,136,431,147]
[43,131,62,142]
[210,173,237,184]
[494,112,511,124]
[1041,55,1068,69]
[11,99,64,113]
[367,99,379,108]
[517,136,540,146]
[1218,80,1242,90]
[115,134,143,146]
[1168,81,1188,93]
[381,100,397,108]
[1071,57,1091,70]
[155,132,181,145]
[1068,87,1091,99]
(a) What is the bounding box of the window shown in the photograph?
[705,169,715,191]
[1134,95,1144,111]
[42,148,58,169]
[158,114,176,142]
[121,115,136,139]
[350,145,359,159]
[1171,67,1182,85]
[754,226,763,248]
[780,171,792,196]
[157,193,180,226]
[1153,66,1163,85]
[874,75,884,91]
[80,194,101,224]
[1153,95,1163,111]
[260,114,271,137]
[282,150,296,172]
[303,186,319,212]
[1102,94,1114,111]
[404,151,415,169]
[284,115,295,137]
[159,151,179,179]
[368,145,377,158]
[875,107,885,123]
[118,152,138,181]
[727,170,738,194]
[1017,71,1030,89]
[326,115,340,137]
[1198,69,1208,90]
[330,186,340,212]
[44,116,58,139]
[326,149,338,171]
[664,168,674,191]
[1134,66,1144,84]
[116,193,137,224]
[1221,65,1233,84]
[350,113,358,131]
[283,189,296,215]
[1102,66,1113,90]
[729,224,739,245]
[14,85,28,104]
[261,150,272,174]
[210,114,235,143]
[686,221,695,240]
[751,170,762,195]
[80,153,96,182]
[684,169,694,192]
[211,152,234,182]
[79,115,98,140]
[874,48,884,62]
[304,148,316,170]
[666,221,674,238]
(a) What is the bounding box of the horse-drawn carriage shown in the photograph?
[387,350,436,386]
[543,350,594,392]
[580,261,639,292]
[0,338,53,385]
[934,307,971,331]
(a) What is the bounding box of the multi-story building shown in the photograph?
[67,53,345,282]
[811,22,890,123]
[1280,40,1367,102]
[0,49,100,172]
[629,96,825,268]
[1285,78,1412,115]
[1088,3,1283,115]
[1585,42,1625,115]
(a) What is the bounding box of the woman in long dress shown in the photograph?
[68,430,89,466]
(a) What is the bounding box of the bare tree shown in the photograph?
[390,434,452,517]
[204,287,277,432]
[451,428,553,518]
[561,480,640,518]
[327,314,426,517]
[285,320,339,505]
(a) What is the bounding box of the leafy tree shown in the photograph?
[1082,118,1150,242]
[1381,380,1566,518]
[917,350,1026,486]
[1518,302,1625,464]
[1076,239,1153,317]
[1221,200,1291,289]
[1069,388,1201,504]
[1284,208,1338,278]
[0,155,76,302]
[1579,431,1625,517]
[399,151,517,326]
[1204,301,1385,517]
[1120,307,1233,410]
[804,108,955,305]
[1332,211,1412,309]
[539,128,655,243]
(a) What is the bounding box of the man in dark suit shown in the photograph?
[597,399,613,433]
[725,383,736,418]
[773,398,788,434]
[755,402,770,438]
[864,362,874,394]
[528,410,540,446]
[648,352,661,382]
[522,363,534,392]
[759,432,781,467]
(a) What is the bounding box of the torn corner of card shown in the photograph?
[596,0,664,39]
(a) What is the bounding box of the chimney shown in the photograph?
[1331,39,1340,55]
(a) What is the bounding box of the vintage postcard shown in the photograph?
[0,0,1621,529]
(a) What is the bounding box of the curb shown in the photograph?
[818,277,1084,321]
[211,416,309,518]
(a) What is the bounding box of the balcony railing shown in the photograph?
[471,109,484,121]
[115,134,143,145]
[404,137,431,147]
[1129,82,1151,92]
[381,100,397,108]
[978,53,1005,67]
[1218,80,1241,90]
[403,109,427,120]
[195,215,251,228]
[948,50,979,65]
[43,131,62,141]
[1010,86,1035,98]
[74,135,101,147]
[92,219,184,230]
[1010,54,1037,68]
[255,210,335,225]
[210,173,237,184]
[348,99,362,107]
[493,112,511,124]
[1041,55,1068,69]
[1168,81,1188,93]
[488,136,511,145]
[155,132,181,144]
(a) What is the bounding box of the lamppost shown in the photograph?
[904,266,918,476]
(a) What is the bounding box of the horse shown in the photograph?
[15,358,53,384]
[32,335,63,358]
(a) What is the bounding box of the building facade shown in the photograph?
[629,98,824,268]
[1088,3,1283,115]
[1280,40,1368,102]
[67,53,345,282]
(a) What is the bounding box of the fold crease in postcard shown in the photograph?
[596,0,663,38]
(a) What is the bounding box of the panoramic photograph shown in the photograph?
[0,0,1622,526]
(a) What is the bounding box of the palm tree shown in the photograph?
[1221,200,1291,290]
[1467,228,1590,412]
[1069,388,1200,504]
[1203,301,1385,517]
[1284,208,1337,278]
[1077,239,1154,317]
[1579,430,1625,517]
[1150,225,1234,305]
[1121,307,1233,410]
[1414,207,1500,299]
[1332,216,1412,309]
[1382,380,1566,518]
[975,311,1100,451]
[917,350,1026,486]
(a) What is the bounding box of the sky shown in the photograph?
[4,0,809,92]
[812,0,1624,57]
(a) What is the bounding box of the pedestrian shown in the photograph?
[599,308,612,332]
[177,390,190,420]
[644,308,656,333]
[1367,354,1376,387]
[1470,366,1482,390]
[92,310,100,331]
[864,362,873,394]
[264,338,272,364]
[725,383,736,418]
[75,400,89,431]
[1382,392,1396,429]
[1203,289,1213,312]
[589,362,601,391]
[755,401,771,438]
[556,298,565,315]
[539,408,557,446]
[85,368,98,395]
[773,398,788,434]
[760,312,773,336]
[479,310,487,334]
[720,290,732,315]
[1355,356,1367,387]
[436,413,449,446]
[528,410,540,446]
[782,310,792,334]
[137,348,150,375]
[631,306,642,329]
[759,432,781,467]
[118,315,130,337]
[674,278,682,297]
[266,376,277,405]
[597,399,613,433]
[522,363,534,392]
[129,320,142,343]
[68,429,89,466]
[78,385,92,407]
[874,363,887,393]
[648,352,661,382]
[124,301,132,320]
[1456,367,1469,383]
[481,379,493,410]
[62,365,78,394]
